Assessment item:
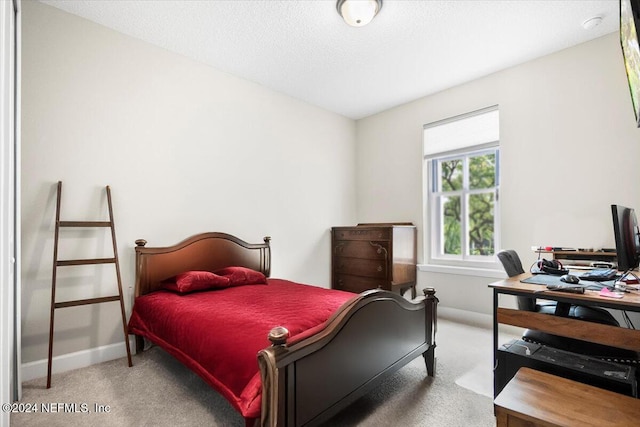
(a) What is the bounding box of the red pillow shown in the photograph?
[214,266,267,286]
[162,270,231,293]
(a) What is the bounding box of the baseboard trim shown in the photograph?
[21,339,135,382]
[438,306,523,336]
[438,306,493,328]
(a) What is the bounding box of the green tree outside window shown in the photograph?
[435,150,497,257]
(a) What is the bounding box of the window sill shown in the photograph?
[418,263,506,279]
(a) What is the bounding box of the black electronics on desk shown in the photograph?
[495,339,637,398]
[579,268,618,282]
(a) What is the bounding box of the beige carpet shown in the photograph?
[12,318,512,426]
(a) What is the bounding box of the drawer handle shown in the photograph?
[377,265,383,272]
[334,243,345,254]
[369,241,388,257]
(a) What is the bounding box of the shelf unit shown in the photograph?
[536,250,617,269]
[47,181,132,388]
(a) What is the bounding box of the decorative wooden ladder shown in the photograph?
[47,181,132,388]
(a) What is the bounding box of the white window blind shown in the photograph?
[424,106,499,158]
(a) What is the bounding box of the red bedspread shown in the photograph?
[128,279,355,421]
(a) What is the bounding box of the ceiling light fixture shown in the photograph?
[337,0,383,27]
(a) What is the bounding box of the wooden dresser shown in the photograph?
[331,223,417,298]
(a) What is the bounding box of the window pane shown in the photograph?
[468,193,495,255]
[442,195,461,254]
[440,159,462,191]
[469,152,496,190]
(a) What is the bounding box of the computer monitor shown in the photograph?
[611,204,640,278]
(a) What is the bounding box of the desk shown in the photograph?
[489,273,640,396]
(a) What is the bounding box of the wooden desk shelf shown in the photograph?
[538,249,617,268]
[495,367,640,427]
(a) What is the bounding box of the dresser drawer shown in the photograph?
[333,227,390,241]
[334,274,389,293]
[333,257,387,278]
[333,240,388,259]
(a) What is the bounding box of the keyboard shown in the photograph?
[579,268,617,281]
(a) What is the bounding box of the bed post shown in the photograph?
[133,239,148,353]
[258,326,289,427]
[262,236,271,278]
[423,287,438,376]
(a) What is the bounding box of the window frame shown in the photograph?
[423,106,501,271]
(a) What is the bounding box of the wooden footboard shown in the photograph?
[258,287,438,427]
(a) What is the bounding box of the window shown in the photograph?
[423,106,500,268]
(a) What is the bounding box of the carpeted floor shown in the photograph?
[12,319,516,426]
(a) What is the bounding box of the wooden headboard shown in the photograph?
[134,232,271,297]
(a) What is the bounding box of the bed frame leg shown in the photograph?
[135,335,144,354]
[423,346,436,376]
[422,287,438,377]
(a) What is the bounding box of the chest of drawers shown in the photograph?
[331,223,417,298]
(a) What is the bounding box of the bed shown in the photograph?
[128,232,438,427]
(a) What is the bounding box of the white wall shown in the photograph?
[356,33,640,315]
[21,1,356,366]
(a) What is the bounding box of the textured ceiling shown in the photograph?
[40,0,619,120]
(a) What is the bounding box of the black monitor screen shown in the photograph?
[611,204,640,272]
